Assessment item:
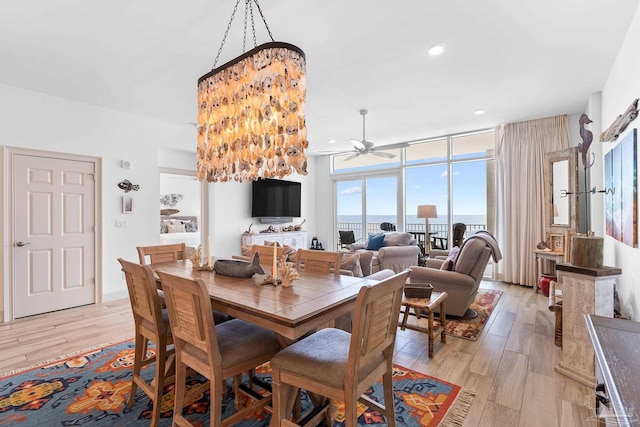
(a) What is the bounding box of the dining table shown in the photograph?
[151,259,380,342]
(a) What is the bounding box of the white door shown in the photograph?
[13,154,96,318]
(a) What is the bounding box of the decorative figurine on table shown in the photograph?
[189,245,203,269]
[191,238,214,271]
[278,254,299,288]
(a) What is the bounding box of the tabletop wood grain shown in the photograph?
[152,260,379,340]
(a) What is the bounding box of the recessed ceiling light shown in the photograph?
[328,139,336,144]
[428,44,445,56]
[475,109,486,115]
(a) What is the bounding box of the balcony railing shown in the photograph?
[337,222,487,250]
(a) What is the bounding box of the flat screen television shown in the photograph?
[251,178,301,223]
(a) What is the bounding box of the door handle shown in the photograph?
[15,241,31,247]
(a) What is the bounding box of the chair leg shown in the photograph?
[210,380,223,427]
[271,369,293,426]
[382,367,396,427]
[233,374,243,410]
[127,333,145,408]
[344,393,358,427]
[149,344,166,427]
[173,355,188,426]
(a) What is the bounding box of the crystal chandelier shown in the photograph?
[196,0,308,183]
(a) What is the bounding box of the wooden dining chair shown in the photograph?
[251,243,288,264]
[270,269,410,427]
[156,269,282,427]
[137,243,187,265]
[295,249,343,278]
[138,243,228,324]
[118,258,175,427]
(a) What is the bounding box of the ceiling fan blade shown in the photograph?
[350,139,365,150]
[370,151,396,159]
[344,152,361,161]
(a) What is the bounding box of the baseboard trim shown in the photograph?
[102,290,128,302]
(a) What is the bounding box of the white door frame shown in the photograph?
[159,167,209,248]
[2,146,102,322]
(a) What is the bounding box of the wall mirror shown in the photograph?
[544,147,578,235]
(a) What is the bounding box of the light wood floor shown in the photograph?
[0,280,594,426]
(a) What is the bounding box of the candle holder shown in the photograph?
[261,275,282,286]
[189,245,214,271]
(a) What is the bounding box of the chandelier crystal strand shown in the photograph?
[196,1,307,183]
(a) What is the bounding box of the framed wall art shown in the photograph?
[122,196,134,214]
[549,233,564,253]
[604,128,637,247]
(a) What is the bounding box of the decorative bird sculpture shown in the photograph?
[578,114,594,169]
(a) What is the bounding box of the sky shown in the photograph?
[337,159,488,221]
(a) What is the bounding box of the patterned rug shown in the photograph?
[404,288,503,341]
[0,340,474,426]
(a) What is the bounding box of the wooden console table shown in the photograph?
[555,264,620,387]
[242,231,307,250]
[586,315,640,427]
[533,249,565,292]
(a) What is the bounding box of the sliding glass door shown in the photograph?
[336,175,398,245]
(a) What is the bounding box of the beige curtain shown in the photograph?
[496,115,569,286]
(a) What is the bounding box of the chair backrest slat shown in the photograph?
[137,243,187,265]
[295,249,342,278]
[349,270,408,368]
[157,270,219,358]
[250,244,288,268]
[118,258,166,336]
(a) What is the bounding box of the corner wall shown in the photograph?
[599,2,640,319]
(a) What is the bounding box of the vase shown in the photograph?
[539,274,556,297]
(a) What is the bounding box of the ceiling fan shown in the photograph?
[343,109,396,161]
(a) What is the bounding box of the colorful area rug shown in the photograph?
[0,339,474,426]
[404,288,503,341]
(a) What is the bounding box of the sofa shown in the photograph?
[348,232,421,274]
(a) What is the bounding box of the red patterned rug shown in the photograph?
[404,288,503,341]
[0,339,475,426]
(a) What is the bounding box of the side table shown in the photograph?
[533,249,565,292]
[399,291,448,357]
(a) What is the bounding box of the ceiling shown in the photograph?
[1,1,638,155]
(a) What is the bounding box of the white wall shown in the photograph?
[0,83,317,311]
[599,3,640,320]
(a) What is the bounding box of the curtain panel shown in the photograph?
[496,115,569,287]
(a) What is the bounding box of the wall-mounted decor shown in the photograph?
[600,98,638,142]
[122,196,134,214]
[605,128,637,247]
[117,179,140,192]
[160,193,183,207]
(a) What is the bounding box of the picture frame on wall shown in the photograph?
[549,233,564,253]
[122,196,134,214]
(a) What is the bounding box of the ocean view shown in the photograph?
[338,214,487,226]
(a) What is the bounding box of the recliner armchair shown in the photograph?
[409,231,501,318]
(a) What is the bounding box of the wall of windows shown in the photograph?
[333,129,495,252]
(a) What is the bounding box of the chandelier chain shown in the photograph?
[242,0,248,52]
[249,1,258,47]
[253,0,275,42]
[212,0,242,69]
